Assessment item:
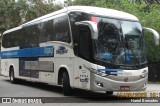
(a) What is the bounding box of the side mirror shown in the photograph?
[143,27,159,46]
[75,21,98,40]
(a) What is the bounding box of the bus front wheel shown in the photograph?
[63,71,71,96]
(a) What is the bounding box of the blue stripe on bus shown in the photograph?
[97,68,123,72]
[0,46,54,59]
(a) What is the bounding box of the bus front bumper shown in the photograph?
[90,72,147,92]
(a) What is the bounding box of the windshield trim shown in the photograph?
[91,15,147,68]
[93,58,148,70]
[89,14,139,22]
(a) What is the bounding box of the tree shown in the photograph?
[0,0,28,34]
[25,0,61,21]
[72,0,97,6]
[0,0,61,35]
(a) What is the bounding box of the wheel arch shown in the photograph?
[9,65,14,77]
[57,65,73,87]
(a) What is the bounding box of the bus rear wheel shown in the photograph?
[63,71,71,96]
[10,68,17,84]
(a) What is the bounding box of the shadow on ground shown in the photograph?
[3,78,132,103]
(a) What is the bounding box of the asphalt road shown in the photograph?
[0,75,160,104]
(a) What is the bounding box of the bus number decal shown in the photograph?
[80,74,89,88]
[56,46,68,55]
[44,47,54,56]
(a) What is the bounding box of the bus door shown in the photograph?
[76,25,92,89]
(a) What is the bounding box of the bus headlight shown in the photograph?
[96,70,107,77]
[83,65,107,77]
[140,70,148,78]
[89,68,108,77]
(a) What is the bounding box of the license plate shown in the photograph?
[120,86,130,91]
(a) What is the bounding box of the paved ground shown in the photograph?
[0,76,160,105]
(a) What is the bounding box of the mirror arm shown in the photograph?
[75,21,98,40]
[143,27,160,46]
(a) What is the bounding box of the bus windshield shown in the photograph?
[93,16,146,67]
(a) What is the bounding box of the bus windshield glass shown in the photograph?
[92,16,146,67]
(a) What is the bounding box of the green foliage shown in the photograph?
[25,0,61,21]
[142,4,160,62]
[0,0,61,34]
[0,0,28,33]
[72,0,97,6]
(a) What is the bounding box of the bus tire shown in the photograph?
[106,91,113,95]
[63,71,71,96]
[10,67,17,84]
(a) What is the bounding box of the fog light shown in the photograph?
[96,81,103,87]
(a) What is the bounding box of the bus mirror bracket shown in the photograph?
[75,21,98,40]
[143,27,160,46]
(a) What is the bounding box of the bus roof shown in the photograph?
[3,6,139,34]
[69,6,139,21]
[3,26,22,35]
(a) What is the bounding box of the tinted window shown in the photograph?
[19,29,26,47]
[53,15,71,43]
[39,20,53,43]
[79,27,91,60]
[23,24,39,48]
[14,30,21,47]
[69,12,89,56]
[96,18,120,53]
[2,15,70,48]
[69,12,89,40]
[2,30,20,48]
[2,33,10,48]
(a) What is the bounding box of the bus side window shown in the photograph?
[24,24,39,48]
[7,32,18,48]
[14,31,20,47]
[2,34,10,48]
[53,15,71,43]
[19,28,26,48]
[39,19,53,43]
[2,29,21,48]
[78,26,91,61]
[69,12,90,56]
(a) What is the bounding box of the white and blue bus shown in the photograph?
[1,6,159,95]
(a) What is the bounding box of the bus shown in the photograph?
[1,6,159,96]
